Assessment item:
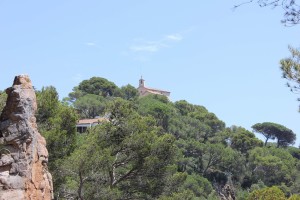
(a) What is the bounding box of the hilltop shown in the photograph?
[0,76,300,200]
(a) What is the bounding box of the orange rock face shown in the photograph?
[0,75,53,200]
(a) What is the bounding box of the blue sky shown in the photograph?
[1,1,300,145]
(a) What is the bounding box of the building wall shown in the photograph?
[137,78,170,98]
[138,86,148,97]
[138,86,170,97]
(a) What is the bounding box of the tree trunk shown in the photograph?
[78,170,84,200]
[264,137,269,146]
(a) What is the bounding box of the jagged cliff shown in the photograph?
[0,75,53,200]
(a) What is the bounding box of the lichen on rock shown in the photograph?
[0,75,53,200]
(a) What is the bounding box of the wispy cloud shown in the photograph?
[166,34,183,41]
[129,32,183,53]
[123,28,194,61]
[130,41,168,53]
[84,42,97,46]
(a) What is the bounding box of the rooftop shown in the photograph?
[77,118,107,124]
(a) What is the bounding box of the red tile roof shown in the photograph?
[143,87,170,93]
[77,118,107,124]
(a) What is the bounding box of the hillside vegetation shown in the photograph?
[1,76,299,200]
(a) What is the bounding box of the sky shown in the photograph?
[1,1,300,145]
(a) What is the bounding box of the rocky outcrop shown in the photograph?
[219,184,235,200]
[0,75,53,200]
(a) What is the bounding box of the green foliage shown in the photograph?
[36,86,79,198]
[65,86,83,103]
[249,147,297,186]
[174,100,195,116]
[247,186,286,200]
[235,189,250,200]
[66,77,118,104]
[158,190,195,200]
[280,46,300,111]
[200,143,234,176]
[189,110,225,139]
[60,98,177,199]
[36,86,59,125]
[36,87,78,158]
[281,46,300,93]
[170,100,225,143]
[66,77,138,119]
[42,103,78,160]
[78,76,118,97]
[287,146,300,160]
[32,77,300,200]
[252,122,296,147]
[138,94,174,131]
[206,191,220,200]
[73,94,106,118]
[0,90,7,115]
[160,172,213,199]
[169,115,210,141]
[289,194,300,200]
[249,180,266,192]
[229,126,263,155]
[176,137,246,187]
[183,174,213,197]
[117,84,139,100]
[235,0,300,26]
[279,183,292,197]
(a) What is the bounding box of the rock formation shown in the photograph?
[220,184,236,200]
[0,75,53,200]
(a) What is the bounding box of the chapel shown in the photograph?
[137,77,170,97]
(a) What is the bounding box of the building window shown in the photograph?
[77,126,87,133]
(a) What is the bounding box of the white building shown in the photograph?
[76,118,107,133]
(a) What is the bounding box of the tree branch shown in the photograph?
[233,0,255,10]
[111,167,138,187]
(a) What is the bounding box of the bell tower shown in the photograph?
[139,76,145,87]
